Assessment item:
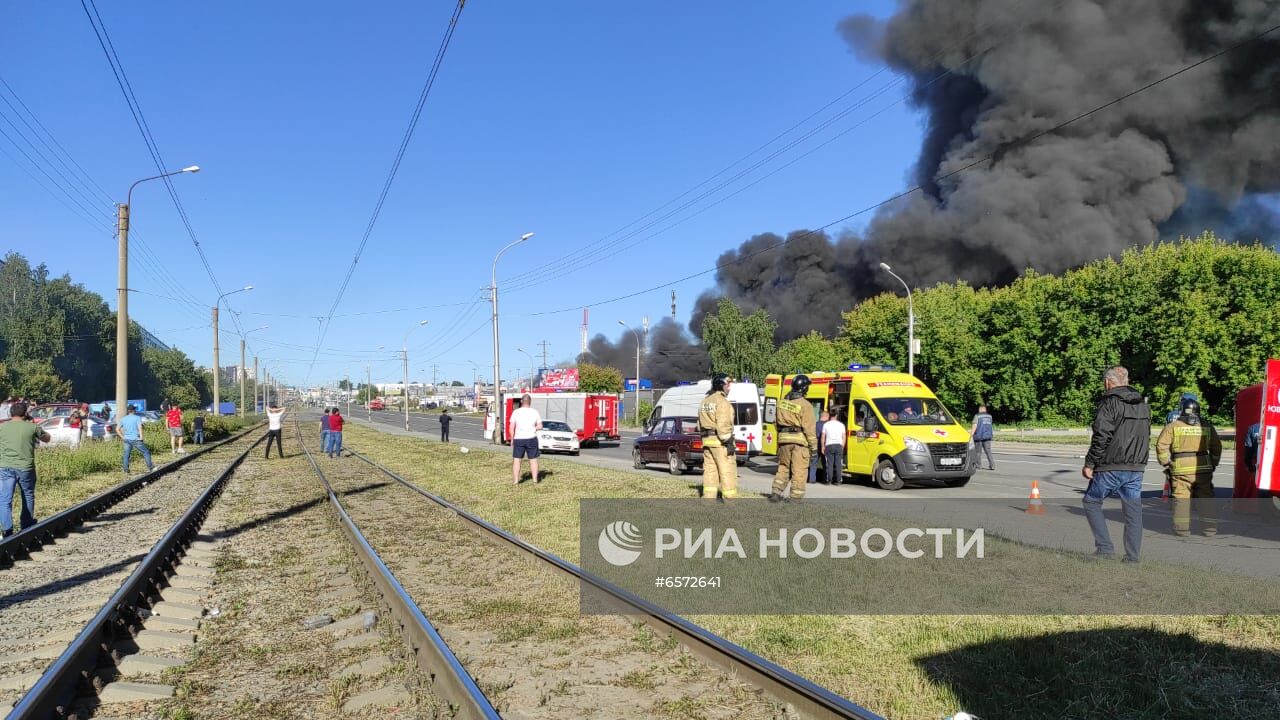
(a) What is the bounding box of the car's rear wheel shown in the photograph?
[668,450,685,475]
[873,459,904,491]
[633,448,645,469]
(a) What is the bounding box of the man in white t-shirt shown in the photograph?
[265,404,286,459]
[820,410,847,486]
[509,394,542,485]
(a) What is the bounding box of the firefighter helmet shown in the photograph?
[789,374,811,396]
[1180,397,1201,423]
[711,373,731,392]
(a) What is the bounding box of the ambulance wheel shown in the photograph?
[873,459,904,491]
[944,476,971,488]
[736,455,747,467]
[633,448,645,469]
[668,450,685,475]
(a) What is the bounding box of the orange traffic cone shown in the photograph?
[1025,480,1046,515]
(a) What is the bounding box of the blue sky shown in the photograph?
[2,1,923,389]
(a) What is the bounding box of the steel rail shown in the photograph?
[7,430,266,720]
[292,419,500,720]
[345,446,885,720]
[0,422,264,567]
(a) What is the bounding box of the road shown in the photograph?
[353,410,1277,581]
[357,409,1237,500]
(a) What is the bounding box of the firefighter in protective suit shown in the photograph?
[770,374,818,502]
[1155,398,1222,537]
[698,373,737,501]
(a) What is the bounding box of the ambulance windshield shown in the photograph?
[873,397,954,425]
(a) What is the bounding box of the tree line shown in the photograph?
[697,234,1279,424]
[0,252,219,408]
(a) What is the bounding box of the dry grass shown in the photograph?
[344,423,1280,720]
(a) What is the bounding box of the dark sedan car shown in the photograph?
[633,416,748,475]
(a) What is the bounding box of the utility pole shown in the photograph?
[346,372,351,416]
[115,202,129,422]
[671,291,676,320]
[239,338,246,418]
[366,365,372,422]
[253,356,259,414]
[212,306,220,415]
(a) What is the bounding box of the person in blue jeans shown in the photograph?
[320,408,332,455]
[193,412,206,445]
[969,405,995,470]
[0,402,50,537]
[1081,366,1151,563]
[117,404,155,474]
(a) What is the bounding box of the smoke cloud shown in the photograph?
[580,317,709,388]
[694,0,1280,342]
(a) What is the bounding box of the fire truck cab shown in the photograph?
[762,365,977,490]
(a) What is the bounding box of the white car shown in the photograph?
[537,420,581,456]
[37,416,110,447]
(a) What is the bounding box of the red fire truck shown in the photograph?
[503,391,620,447]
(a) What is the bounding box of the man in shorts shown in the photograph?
[166,402,185,453]
[510,394,542,485]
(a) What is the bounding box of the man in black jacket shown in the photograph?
[1082,366,1151,562]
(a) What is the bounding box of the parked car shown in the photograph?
[368,400,385,411]
[632,416,748,475]
[140,410,162,423]
[28,403,80,422]
[537,420,581,455]
[37,415,111,447]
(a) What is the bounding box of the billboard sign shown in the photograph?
[540,368,580,390]
[624,378,653,391]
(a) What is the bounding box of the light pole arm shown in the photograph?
[127,168,190,206]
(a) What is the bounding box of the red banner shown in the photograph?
[540,368,579,390]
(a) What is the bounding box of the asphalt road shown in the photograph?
[353,410,1276,581]
[357,410,1238,500]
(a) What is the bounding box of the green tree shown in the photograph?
[577,362,623,393]
[450,380,464,386]
[771,331,847,373]
[701,298,777,382]
[144,347,211,409]
[7,359,71,400]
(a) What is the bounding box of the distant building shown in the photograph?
[139,325,170,352]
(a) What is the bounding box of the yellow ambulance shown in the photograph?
[762,365,976,490]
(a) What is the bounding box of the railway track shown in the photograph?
[1,425,265,718]
[296,417,884,719]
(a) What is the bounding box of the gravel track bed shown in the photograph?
[0,430,264,708]
[153,440,447,718]
[320,437,787,720]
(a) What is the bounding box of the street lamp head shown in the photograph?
[879,262,892,272]
[418,319,429,326]
[520,232,535,241]
[243,285,254,291]
[617,320,626,327]
[181,165,200,173]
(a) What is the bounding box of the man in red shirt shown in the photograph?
[166,403,185,454]
[327,407,344,458]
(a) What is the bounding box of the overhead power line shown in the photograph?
[515,21,1280,319]
[79,0,245,335]
[306,0,467,381]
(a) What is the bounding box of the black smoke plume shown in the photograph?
[580,317,708,388]
[695,0,1280,342]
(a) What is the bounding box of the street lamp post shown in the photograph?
[516,348,535,392]
[618,321,642,425]
[878,262,915,377]
[211,285,253,416]
[403,322,428,431]
[239,325,268,418]
[115,165,199,419]
[491,232,534,443]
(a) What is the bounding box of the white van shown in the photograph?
[649,380,763,457]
